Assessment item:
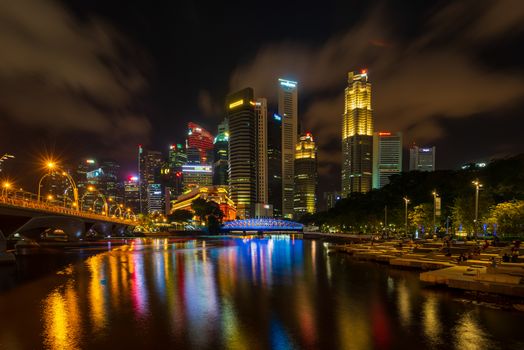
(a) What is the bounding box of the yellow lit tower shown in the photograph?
[294,132,318,218]
[341,70,373,197]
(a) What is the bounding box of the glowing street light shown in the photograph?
[472,180,483,237]
[1,181,12,197]
[403,197,410,237]
[432,190,439,235]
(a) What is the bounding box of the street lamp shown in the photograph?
[432,190,438,235]
[472,180,483,237]
[403,197,410,237]
[1,181,11,197]
[37,161,79,209]
[0,154,15,172]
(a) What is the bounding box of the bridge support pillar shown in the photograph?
[0,230,16,264]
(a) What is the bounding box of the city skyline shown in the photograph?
[1,0,523,196]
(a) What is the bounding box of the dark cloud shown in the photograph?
[229,0,524,179]
[0,0,151,140]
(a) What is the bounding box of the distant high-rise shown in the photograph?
[182,164,213,191]
[372,132,403,189]
[138,146,163,213]
[147,183,164,214]
[255,98,268,206]
[124,176,140,214]
[278,78,298,219]
[213,119,229,186]
[409,145,436,171]
[168,143,187,168]
[187,122,214,164]
[267,113,283,217]
[323,191,341,211]
[294,133,318,218]
[227,88,257,219]
[341,70,373,197]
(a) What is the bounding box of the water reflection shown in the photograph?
[0,236,521,349]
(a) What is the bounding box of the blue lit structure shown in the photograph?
[221,218,303,233]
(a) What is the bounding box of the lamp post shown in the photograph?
[1,181,11,198]
[0,153,15,172]
[38,161,79,209]
[432,190,438,235]
[472,180,483,237]
[403,197,410,237]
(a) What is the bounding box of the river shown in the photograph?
[1,236,523,349]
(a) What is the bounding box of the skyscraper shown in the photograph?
[372,132,403,189]
[138,146,164,213]
[409,145,436,171]
[267,113,283,217]
[124,176,140,215]
[294,133,318,218]
[187,122,214,164]
[182,164,213,191]
[255,97,268,206]
[213,119,229,186]
[278,78,298,218]
[341,70,373,197]
[227,88,257,219]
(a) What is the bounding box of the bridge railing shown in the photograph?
[0,195,135,225]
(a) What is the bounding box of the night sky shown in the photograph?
[1,0,523,194]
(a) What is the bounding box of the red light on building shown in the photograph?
[187,122,214,164]
[361,69,368,74]
[378,132,391,136]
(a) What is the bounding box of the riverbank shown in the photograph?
[330,239,524,297]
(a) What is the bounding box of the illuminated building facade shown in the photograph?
[187,122,214,164]
[372,131,402,189]
[171,186,237,221]
[147,183,163,214]
[267,113,283,217]
[293,133,317,217]
[255,97,268,206]
[341,70,373,197]
[409,145,436,171]
[182,164,212,191]
[323,191,341,210]
[227,88,257,219]
[213,119,229,186]
[138,146,164,213]
[278,78,298,218]
[124,176,140,214]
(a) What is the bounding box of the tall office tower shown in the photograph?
[227,88,257,219]
[341,70,373,197]
[138,146,164,213]
[323,191,341,211]
[186,147,202,164]
[124,176,141,214]
[147,183,164,214]
[293,133,318,218]
[213,119,229,186]
[168,143,187,168]
[255,98,268,205]
[372,132,403,189]
[76,159,98,196]
[187,122,214,164]
[267,113,283,217]
[182,164,213,191]
[99,160,120,201]
[278,78,298,219]
[409,145,436,171]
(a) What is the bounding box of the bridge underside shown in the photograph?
[0,207,135,242]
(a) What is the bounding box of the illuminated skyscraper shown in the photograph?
[409,145,436,171]
[138,146,164,213]
[227,88,257,219]
[267,113,282,217]
[187,122,214,164]
[294,133,318,218]
[278,78,298,218]
[372,132,403,189]
[124,176,140,214]
[213,119,229,186]
[255,97,268,206]
[341,70,373,197]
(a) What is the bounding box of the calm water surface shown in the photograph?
[1,236,524,349]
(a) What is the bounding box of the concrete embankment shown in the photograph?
[330,239,524,297]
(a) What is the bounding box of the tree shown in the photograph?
[409,203,432,235]
[486,200,524,237]
[168,209,193,223]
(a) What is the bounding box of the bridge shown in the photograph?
[0,194,137,241]
[221,218,304,233]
